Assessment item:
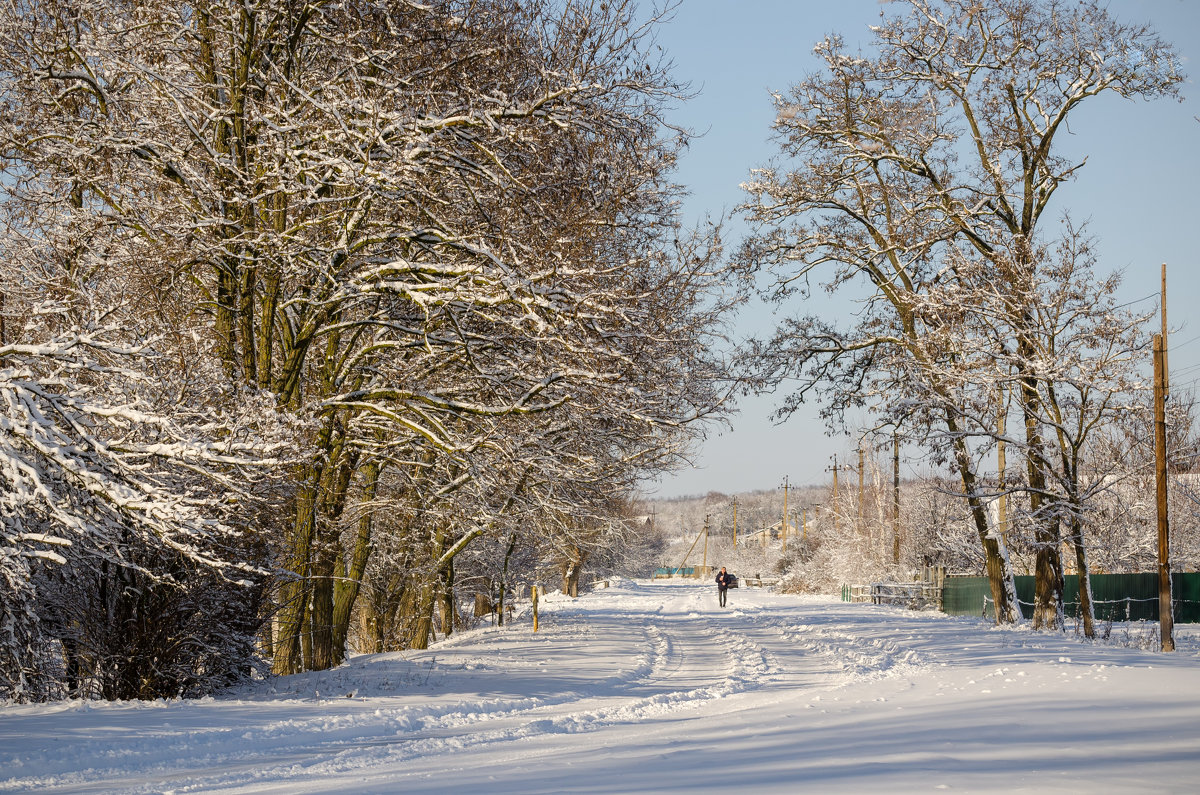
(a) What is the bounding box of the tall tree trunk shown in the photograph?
[947,412,1020,623]
[1017,351,1064,631]
[237,260,258,382]
[1003,241,1065,631]
[358,597,383,654]
[1068,512,1095,638]
[409,582,435,651]
[406,522,449,651]
[308,430,355,670]
[308,540,338,671]
[273,407,346,674]
[561,549,586,598]
[1052,394,1095,639]
[272,471,319,675]
[215,259,240,380]
[331,460,380,665]
[299,600,312,671]
[497,533,517,627]
[440,558,455,639]
[1031,518,1064,631]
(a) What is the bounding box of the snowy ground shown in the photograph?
[4,579,1200,794]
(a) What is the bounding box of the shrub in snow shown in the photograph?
[0,315,286,701]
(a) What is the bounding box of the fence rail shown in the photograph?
[652,566,714,579]
[942,572,1200,623]
[740,576,781,588]
[841,583,943,609]
[841,568,946,609]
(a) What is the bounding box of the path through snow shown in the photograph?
[3,578,1200,793]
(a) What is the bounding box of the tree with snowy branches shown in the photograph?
[736,0,1182,628]
[1,0,735,682]
[0,304,287,700]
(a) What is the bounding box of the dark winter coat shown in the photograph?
[716,571,734,590]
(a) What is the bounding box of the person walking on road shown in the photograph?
[716,566,734,607]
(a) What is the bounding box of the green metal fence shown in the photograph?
[943,572,1200,623]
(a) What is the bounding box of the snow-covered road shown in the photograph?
[4,578,1200,793]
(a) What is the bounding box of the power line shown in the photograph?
[1166,364,1200,382]
[1169,332,1200,353]
[1113,291,1159,310]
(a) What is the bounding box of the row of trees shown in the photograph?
[735,0,1186,635]
[2,0,1189,702]
[653,429,1200,601]
[0,0,734,701]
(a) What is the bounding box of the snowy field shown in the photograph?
[3,578,1200,794]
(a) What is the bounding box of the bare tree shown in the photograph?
[940,225,1154,635]
[2,0,735,680]
[736,0,1182,627]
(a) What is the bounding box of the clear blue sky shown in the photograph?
[650,0,1200,499]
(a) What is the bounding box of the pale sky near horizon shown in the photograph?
[649,0,1200,499]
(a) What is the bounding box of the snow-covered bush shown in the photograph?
[0,312,287,701]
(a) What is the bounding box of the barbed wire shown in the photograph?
[980,594,1200,622]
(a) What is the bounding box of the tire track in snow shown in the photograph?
[772,620,931,680]
[3,586,926,795]
[372,616,776,756]
[23,613,781,794]
[145,614,785,792]
[0,621,679,794]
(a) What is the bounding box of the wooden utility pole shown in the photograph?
[702,514,709,572]
[781,476,789,554]
[892,430,901,566]
[802,506,808,544]
[732,498,738,548]
[857,445,865,538]
[677,525,706,574]
[1154,333,1174,651]
[830,455,840,535]
[1162,263,1169,400]
[1158,265,1173,650]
